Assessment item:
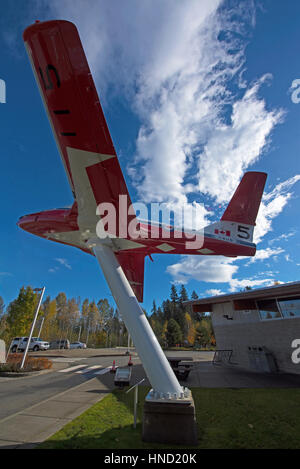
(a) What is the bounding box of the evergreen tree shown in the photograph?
[170,284,179,304]
[190,290,200,321]
[166,318,182,347]
[191,290,199,300]
[179,284,189,303]
[173,307,187,341]
[151,300,157,316]
[162,299,173,321]
[157,306,164,323]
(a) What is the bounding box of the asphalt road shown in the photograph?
[0,349,140,421]
[1,348,298,426]
[0,348,217,423]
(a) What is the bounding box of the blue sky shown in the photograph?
[0,0,299,313]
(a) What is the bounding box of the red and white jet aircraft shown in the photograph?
[19,20,267,303]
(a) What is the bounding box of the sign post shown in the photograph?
[126,378,145,428]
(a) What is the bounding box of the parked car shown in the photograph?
[49,339,70,350]
[11,337,50,353]
[70,341,87,349]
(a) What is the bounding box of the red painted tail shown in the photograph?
[221,172,267,226]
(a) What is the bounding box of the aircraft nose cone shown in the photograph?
[17,214,36,233]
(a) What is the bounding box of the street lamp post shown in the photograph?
[86,319,90,347]
[127,332,131,355]
[20,287,45,370]
[37,316,45,338]
[77,324,82,342]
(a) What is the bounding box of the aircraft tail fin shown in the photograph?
[221,172,267,226]
[204,172,267,249]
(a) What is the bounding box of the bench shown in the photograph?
[167,356,193,368]
[167,357,194,381]
[173,366,193,381]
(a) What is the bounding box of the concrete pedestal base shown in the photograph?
[142,398,198,446]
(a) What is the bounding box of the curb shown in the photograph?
[0,366,59,381]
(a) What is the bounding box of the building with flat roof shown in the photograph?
[186,282,300,374]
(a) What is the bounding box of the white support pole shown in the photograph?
[93,243,182,398]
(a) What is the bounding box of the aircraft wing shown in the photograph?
[23,20,146,301]
[115,252,145,303]
[23,20,135,235]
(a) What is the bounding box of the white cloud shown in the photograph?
[198,76,284,203]
[166,254,280,292]
[205,289,224,296]
[31,1,292,232]
[264,175,300,202]
[166,255,238,285]
[132,11,281,208]
[248,247,285,263]
[229,277,276,292]
[55,258,72,270]
[269,229,297,245]
[34,1,279,209]
[27,1,298,290]
[257,270,279,277]
[254,175,300,243]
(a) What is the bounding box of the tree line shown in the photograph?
[0,284,215,349]
[149,285,215,349]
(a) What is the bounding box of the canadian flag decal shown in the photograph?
[215,229,231,236]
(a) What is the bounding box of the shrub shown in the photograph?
[0,353,52,372]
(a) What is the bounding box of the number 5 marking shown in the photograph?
[237,225,250,240]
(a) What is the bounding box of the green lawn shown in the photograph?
[38,387,300,449]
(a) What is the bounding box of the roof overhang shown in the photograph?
[185,281,300,314]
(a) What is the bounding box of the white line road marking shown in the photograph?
[52,358,77,363]
[94,367,114,375]
[51,357,88,363]
[75,365,103,374]
[58,365,87,373]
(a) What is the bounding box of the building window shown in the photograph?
[278,297,300,318]
[256,299,282,320]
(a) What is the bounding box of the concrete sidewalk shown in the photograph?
[0,376,112,449]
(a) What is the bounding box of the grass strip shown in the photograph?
[38,387,300,449]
